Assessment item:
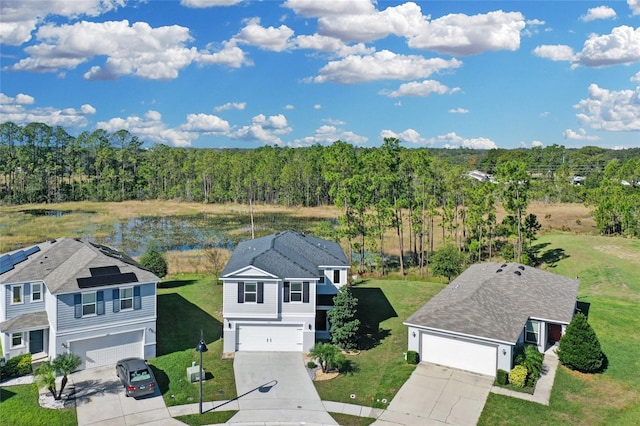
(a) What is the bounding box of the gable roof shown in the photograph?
[0,238,159,294]
[221,230,349,279]
[404,262,579,344]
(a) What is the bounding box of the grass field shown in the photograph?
[0,384,78,426]
[479,234,640,425]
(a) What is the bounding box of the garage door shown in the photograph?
[236,324,303,351]
[71,330,143,369]
[421,333,497,376]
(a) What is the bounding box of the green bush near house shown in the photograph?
[496,369,509,385]
[1,353,32,378]
[557,313,606,373]
[406,350,419,365]
[509,365,528,388]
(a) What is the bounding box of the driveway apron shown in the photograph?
[374,363,493,426]
[73,365,181,426]
[230,351,337,425]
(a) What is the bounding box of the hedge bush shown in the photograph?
[1,353,32,378]
[406,350,419,364]
[496,369,509,385]
[557,313,606,373]
[509,365,528,388]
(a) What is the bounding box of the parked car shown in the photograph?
[116,358,156,397]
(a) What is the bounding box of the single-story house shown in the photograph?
[221,230,350,353]
[404,262,579,377]
[1,238,159,369]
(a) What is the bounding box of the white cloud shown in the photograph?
[430,132,497,149]
[234,17,294,52]
[630,0,640,15]
[313,104,322,110]
[180,0,243,7]
[533,44,576,61]
[98,110,198,147]
[311,50,462,84]
[631,71,640,83]
[531,140,543,147]
[574,83,640,131]
[197,40,251,68]
[182,113,230,133]
[293,34,373,57]
[284,104,295,110]
[382,80,458,98]
[408,10,526,56]
[292,124,367,147]
[563,128,601,141]
[284,0,375,18]
[230,113,292,144]
[0,0,125,45]
[380,128,426,144]
[214,102,246,112]
[0,92,95,128]
[449,107,469,114]
[322,118,345,126]
[581,6,617,22]
[536,26,640,68]
[578,26,640,67]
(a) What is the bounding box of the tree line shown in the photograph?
[1,121,639,274]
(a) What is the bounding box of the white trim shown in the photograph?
[529,316,570,325]
[403,322,515,346]
[31,282,43,302]
[120,286,134,311]
[11,284,24,304]
[51,281,157,296]
[82,292,97,317]
[222,265,277,279]
[289,281,303,303]
[56,316,156,336]
[10,331,25,349]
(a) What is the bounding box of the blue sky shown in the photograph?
[1,0,639,150]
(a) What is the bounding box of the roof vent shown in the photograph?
[518,265,525,271]
[514,270,522,276]
[501,263,507,268]
[496,268,503,273]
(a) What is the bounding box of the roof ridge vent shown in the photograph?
[496,268,503,273]
[501,263,507,268]
[514,270,522,276]
[518,265,525,271]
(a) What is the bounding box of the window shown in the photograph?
[31,283,42,302]
[83,292,97,316]
[11,285,23,304]
[121,287,133,310]
[333,270,341,284]
[244,282,257,303]
[11,332,24,348]
[315,310,328,331]
[290,282,303,302]
[525,321,539,344]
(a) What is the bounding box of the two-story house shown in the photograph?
[0,238,159,369]
[221,230,350,353]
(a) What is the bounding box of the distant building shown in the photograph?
[571,176,586,185]
[467,170,496,183]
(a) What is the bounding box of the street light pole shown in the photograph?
[195,329,208,414]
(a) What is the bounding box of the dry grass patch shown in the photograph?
[165,248,230,275]
[592,245,640,264]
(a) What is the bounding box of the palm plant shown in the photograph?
[53,353,82,399]
[35,362,58,400]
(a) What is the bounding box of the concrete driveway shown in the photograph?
[374,363,494,426]
[230,351,337,425]
[72,365,182,426]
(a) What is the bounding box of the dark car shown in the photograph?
[116,358,156,397]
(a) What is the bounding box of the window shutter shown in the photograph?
[303,282,310,303]
[237,282,244,303]
[97,291,105,315]
[257,282,264,304]
[283,282,290,303]
[113,289,120,313]
[133,286,141,310]
[74,294,82,318]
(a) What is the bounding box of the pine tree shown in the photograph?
[557,313,605,373]
[328,286,360,351]
[139,245,168,278]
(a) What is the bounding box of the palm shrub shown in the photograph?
[53,353,82,399]
[523,344,543,385]
[557,313,605,373]
[35,362,58,399]
[509,365,528,388]
[309,342,339,373]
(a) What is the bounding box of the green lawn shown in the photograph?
[0,384,77,426]
[314,278,445,408]
[149,274,237,407]
[479,234,640,425]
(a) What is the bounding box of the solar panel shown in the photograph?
[0,254,12,274]
[77,272,139,288]
[25,246,41,256]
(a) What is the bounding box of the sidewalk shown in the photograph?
[0,374,35,386]
[490,345,559,405]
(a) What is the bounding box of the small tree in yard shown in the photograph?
[35,362,58,400]
[557,313,606,373]
[309,343,339,373]
[328,286,360,351]
[53,353,82,399]
[139,245,168,278]
[431,243,466,282]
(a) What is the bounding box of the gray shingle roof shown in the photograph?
[405,262,579,344]
[0,238,159,294]
[221,231,349,279]
[0,311,49,333]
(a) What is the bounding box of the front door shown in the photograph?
[30,330,44,354]
[548,323,562,344]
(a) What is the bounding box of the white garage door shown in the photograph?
[236,324,303,352]
[421,333,497,377]
[71,330,144,369]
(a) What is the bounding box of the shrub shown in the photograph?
[309,342,340,373]
[327,286,360,351]
[523,344,543,383]
[496,369,509,385]
[509,365,528,388]
[1,353,32,378]
[557,313,606,373]
[306,361,317,369]
[139,245,168,278]
[406,350,419,365]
